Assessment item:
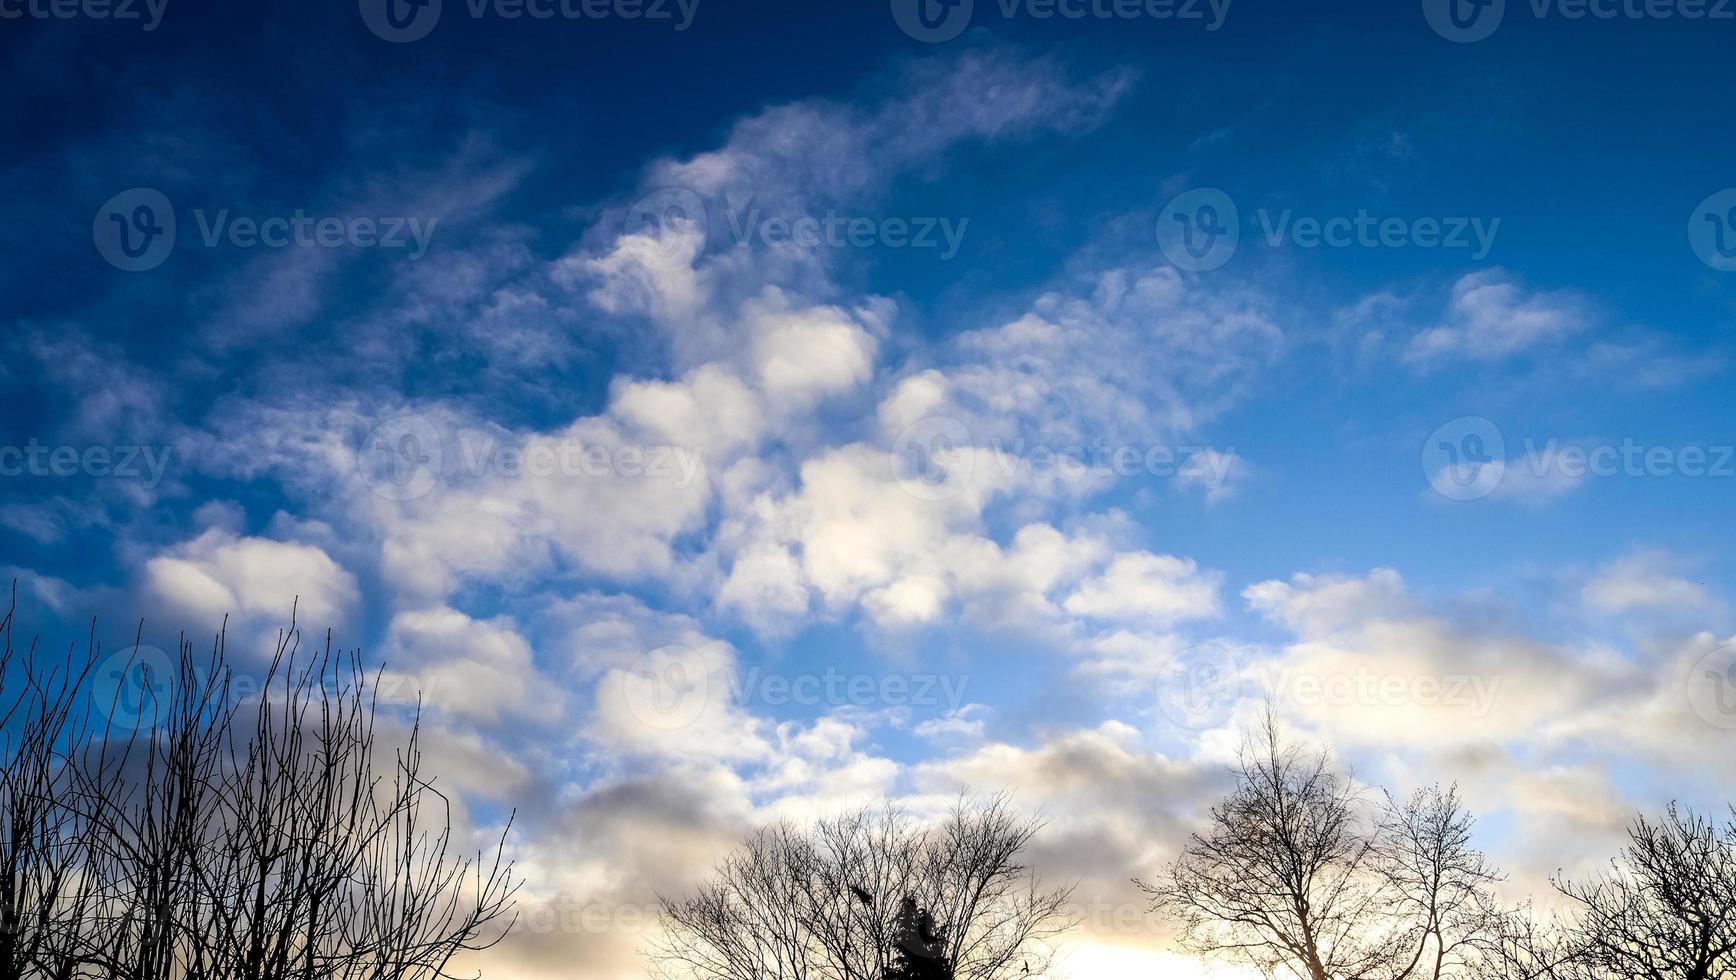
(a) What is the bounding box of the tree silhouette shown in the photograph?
[1139,712,1516,980]
[653,798,1070,980]
[0,593,122,980]
[1556,803,1736,980]
[0,591,518,980]
[884,895,952,980]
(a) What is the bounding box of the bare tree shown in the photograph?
[653,797,1074,980]
[1375,785,1504,979]
[72,632,239,980]
[0,593,519,980]
[1469,904,1582,980]
[1556,803,1736,980]
[1139,713,1511,980]
[0,589,121,980]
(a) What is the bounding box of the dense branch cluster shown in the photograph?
[1139,712,1736,980]
[1138,715,1514,980]
[1557,804,1736,980]
[652,799,1074,980]
[0,596,518,980]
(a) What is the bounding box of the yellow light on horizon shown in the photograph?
[1049,942,1259,980]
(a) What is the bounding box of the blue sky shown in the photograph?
[3,1,1735,976]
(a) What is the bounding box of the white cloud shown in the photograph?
[713,439,1141,634]
[1244,568,1736,802]
[381,607,561,724]
[142,528,358,631]
[1063,553,1221,625]
[912,723,1218,958]
[932,267,1282,455]
[589,637,767,765]
[371,412,715,601]
[609,364,763,457]
[1242,568,1410,637]
[1488,445,1589,504]
[714,541,811,633]
[1405,270,1588,364]
[572,217,708,322]
[1584,551,1711,613]
[1245,569,1592,746]
[748,294,880,405]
